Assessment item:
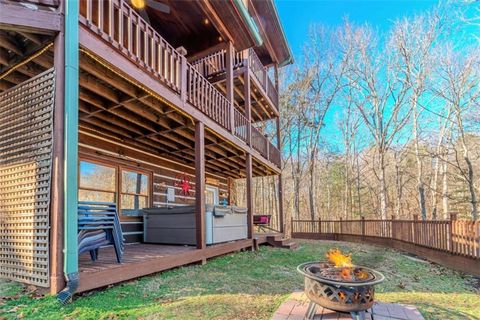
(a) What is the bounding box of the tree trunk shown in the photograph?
[441,159,449,219]
[464,155,478,220]
[309,155,317,220]
[394,151,403,218]
[379,150,388,219]
[413,105,427,220]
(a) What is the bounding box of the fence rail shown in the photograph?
[292,217,480,260]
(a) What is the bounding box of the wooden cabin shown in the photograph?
[0,0,293,295]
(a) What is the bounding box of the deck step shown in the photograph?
[266,236,298,250]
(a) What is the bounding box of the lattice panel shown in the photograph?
[0,69,55,287]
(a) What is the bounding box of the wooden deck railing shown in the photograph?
[251,125,268,157]
[291,217,480,260]
[192,50,245,79]
[80,0,182,92]
[186,64,231,131]
[248,49,278,107]
[267,140,281,168]
[191,48,279,108]
[233,109,248,142]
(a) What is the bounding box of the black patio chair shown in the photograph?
[78,201,124,263]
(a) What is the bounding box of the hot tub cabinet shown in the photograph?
[142,206,248,245]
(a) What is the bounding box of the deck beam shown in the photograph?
[0,2,62,34]
[195,122,206,249]
[49,0,65,294]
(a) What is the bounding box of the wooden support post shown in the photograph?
[361,216,365,237]
[276,116,281,150]
[412,214,418,245]
[391,215,396,239]
[449,212,457,253]
[278,173,285,233]
[318,218,321,234]
[339,217,343,234]
[274,64,279,92]
[226,41,234,133]
[244,67,251,146]
[180,55,187,103]
[195,121,206,250]
[50,1,65,294]
[246,153,254,239]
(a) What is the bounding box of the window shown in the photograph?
[120,170,149,216]
[79,159,151,218]
[79,161,117,203]
[205,186,219,205]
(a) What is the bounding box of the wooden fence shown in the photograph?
[292,216,480,260]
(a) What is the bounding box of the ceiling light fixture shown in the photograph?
[131,0,146,9]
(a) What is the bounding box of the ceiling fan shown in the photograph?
[130,0,171,24]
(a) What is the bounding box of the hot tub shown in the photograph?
[142,205,247,245]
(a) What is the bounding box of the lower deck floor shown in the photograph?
[77,233,277,292]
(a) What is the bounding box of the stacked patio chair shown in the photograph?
[78,201,124,263]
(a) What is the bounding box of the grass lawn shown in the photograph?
[1,240,479,320]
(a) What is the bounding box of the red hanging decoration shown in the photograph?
[175,173,192,196]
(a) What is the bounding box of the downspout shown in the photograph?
[57,0,80,304]
[232,0,263,47]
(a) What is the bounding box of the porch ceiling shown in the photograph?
[0,34,276,178]
[0,28,55,86]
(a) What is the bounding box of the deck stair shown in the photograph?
[266,235,299,250]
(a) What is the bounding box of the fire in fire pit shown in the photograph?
[297,249,385,320]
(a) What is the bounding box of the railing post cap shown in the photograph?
[413,214,419,220]
[449,212,458,220]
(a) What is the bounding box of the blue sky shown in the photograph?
[276,0,438,58]
[275,0,439,148]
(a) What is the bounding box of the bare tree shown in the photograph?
[340,21,412,219]
[390,10,445,219]
[434,46,480,220]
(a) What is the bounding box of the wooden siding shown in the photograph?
[0,69,55,287]
[79,130,229,243]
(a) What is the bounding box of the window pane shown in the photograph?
[79,190,116,203]
[206,190,214,205]
[122,170,148,195]
[121,194,147,216]
[80,161,116,191]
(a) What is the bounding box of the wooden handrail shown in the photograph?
[248,48,278,106]
[191,48,279,107]
[233,109,248,142]
[80,0,181,92]
[251,125,268,157]
[191,49,245,79]
[291,218,480,260]
[186,64,231,131]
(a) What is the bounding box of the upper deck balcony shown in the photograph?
[78,0,281,169]
[191,48,279,114]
